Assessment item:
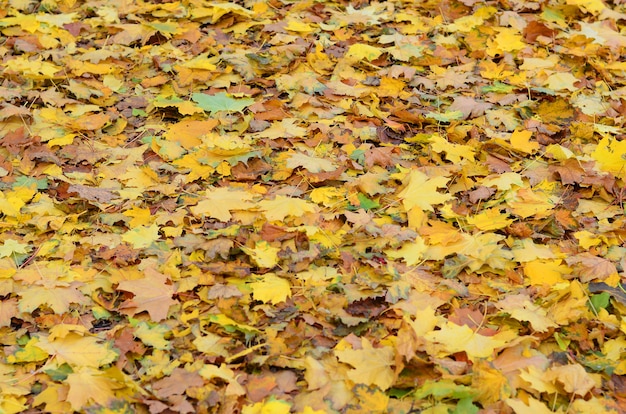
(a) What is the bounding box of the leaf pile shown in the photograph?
[2,0,626,412]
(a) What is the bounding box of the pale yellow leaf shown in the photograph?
[335,343,395,390]
[259,196,317,221]
[506,396,555,414]
[398,170,452,212]
[66,367,120,411]
[285,152,336,173]
[191,187,256,222]
[36,332,118,367]
[242,240,280,269]
[249,273,291,304]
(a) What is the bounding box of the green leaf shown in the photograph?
[357,193,380,210]
[590,292,611,311]
[454,398,479,414]
[350,149,366,164]
[13,176,48,190]
[192,92,254,115]
[45,363,74,381]
[425,110,464,122]
[414,379,476,400]
[442,255,472,279]
[482,82,515,94]
[133,321,171,350]
[0,239,31,258]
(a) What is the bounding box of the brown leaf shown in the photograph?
[68,184,118,203]
[468,186,495,204]
[0,103,32,120]
[364,146,399,168]
[549,159,585,184]
[448,96,493,119]
[0,298,18,327]
[524,21,558,43]
[0,127,31,155]
[566,254,618,282]
[152,368,204,398]
[117,267,177,321]
[245,374,277,402]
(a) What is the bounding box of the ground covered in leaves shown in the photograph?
[2,0,626,412]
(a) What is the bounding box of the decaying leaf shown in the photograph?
[2,1,626,412]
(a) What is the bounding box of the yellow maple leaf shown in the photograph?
[545,364,597,396]
[242,397,291,414]
[345,43,383,61]
[307,43,336,75]
[506,396,555,414]
[544,72,578,92]
[310,187,346,206]
[425,322,515,360]
[285,20,315,33]
[511,239,556,262]
[199,363,246,395]
[177,53,218,70]
[467,208,513,231]
[481,172,523,191]
[35,330,118,367]
[259,195,317,221]
[0,395,27,414]
[66,366,122,411]
[447,13,486,33]
[480,60,515,80]
[573,230,602,249]
[18,284,88,314]
[192,332,229,357]
[496,294,557,332]
[164,119,219,149]
[4,56,63,79]
[378,77,406,97]
[206,314,260,335]
[242,240,280,268]
[133,321,170,350]
[567,0,606,15]
[429,134,476,163]
[523,259,572,285]
[249,273,291,304]
[591,137,626,179]
[405,306,440,337]
[31,383,71,413]
[0,187,36,217]
[488,27,526,55]
[472,360,512,405]
[285,152,337,173]
[602,337,626,361]
[191,187,257,222]
[300,407,328,414]
[0,239,30,258]
[508,188,556,219]
[335,339,395,390]
[190,3,252,23]
[510,129,539,153]
[384,236,427,266]
[7,337,48,363]
[353,384,390,412]
[121,223,160,249]
[519,366,559,394]
[398,169,452,212]
[122,206,153,227]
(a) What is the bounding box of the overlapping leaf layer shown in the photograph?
[1,0,626,412]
